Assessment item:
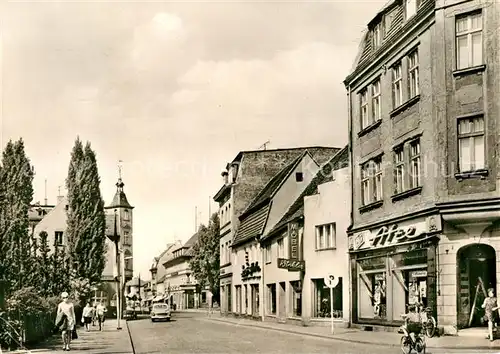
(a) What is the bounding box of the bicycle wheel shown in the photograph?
[400,336,412,354]
[425,316,437,338]
[415,336,426,354]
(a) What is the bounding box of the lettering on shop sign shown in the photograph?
[352,223,428,251]
[288,222,300,260]
[277,258,305,272]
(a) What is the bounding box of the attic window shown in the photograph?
[295,172,304,182]
[373,22,383,49]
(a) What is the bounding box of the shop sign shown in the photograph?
[288,222,300,260]
[411,270,427,278]
[350,216,442,252]
[277,258,305,272]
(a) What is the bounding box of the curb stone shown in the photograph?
[203,317,500,350]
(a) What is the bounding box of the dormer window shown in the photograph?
[373,22,383,50]
[405,0,420,21]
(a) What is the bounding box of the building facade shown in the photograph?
[345,0,500,334]
[214,147,338,316]
[259,147,349,326]
[214,147,340,316]
[161,232,210,310]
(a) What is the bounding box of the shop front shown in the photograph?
[220,272,232,314]
[348,215,442,327]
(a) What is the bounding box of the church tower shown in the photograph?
[106,163,134,282]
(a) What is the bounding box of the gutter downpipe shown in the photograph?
[259,236,265,321]
[346,83,354,328]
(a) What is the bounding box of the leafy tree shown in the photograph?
[65,138,106,289]
[0,139,34,295]
[189,213,220,305]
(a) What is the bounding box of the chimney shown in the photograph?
[221,171,228,185]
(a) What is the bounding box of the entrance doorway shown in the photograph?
[457,244,496,328]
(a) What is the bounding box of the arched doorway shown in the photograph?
[457,244,496,328]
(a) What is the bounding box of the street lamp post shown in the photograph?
[107,209,122,330]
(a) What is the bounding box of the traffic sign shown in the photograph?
[324,274,339,288]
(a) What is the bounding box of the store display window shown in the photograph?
[358,256,387,320]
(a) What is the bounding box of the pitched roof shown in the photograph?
[232,204,271,247]
[261,146,349,242]
[345,0,434,84]
[232,155,305,247]
[239,153,304,219]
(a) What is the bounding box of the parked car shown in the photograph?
[150,303,171,322]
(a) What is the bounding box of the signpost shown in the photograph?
[324,274,339,334]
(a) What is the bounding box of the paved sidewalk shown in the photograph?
[203,315,500,351]
[6,319,134,354]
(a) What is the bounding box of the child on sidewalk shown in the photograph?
[482,288,499,342]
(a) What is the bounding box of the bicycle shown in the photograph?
[416,302,437,338]
[399,314,426,354]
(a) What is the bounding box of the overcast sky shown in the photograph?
[1,0,383,278]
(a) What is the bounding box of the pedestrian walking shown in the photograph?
[81,303,94,332]
[482,288,499,342]
[96,301,107,331]
[55,291,76,351]
[91,304,98,326]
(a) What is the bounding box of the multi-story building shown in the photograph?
[161,232,210,309]
[258,147,349,326]
[34,175,135,309]
[214,147,340,316]
[148,240,182,301]
[345,0,499,335]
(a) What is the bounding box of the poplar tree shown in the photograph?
[65,138,106,287]
[0,139,34,294]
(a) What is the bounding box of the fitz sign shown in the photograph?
[349,216,442,251]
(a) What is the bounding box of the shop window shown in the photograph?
[290,281,302,317]
[390,250,428,320]
[313,278,343,318]
[267,284,277,315]
[235,285,241,313]
[244,284,248,312]
[358,257,387,320]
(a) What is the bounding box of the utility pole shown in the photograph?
[195,206,198,232]
[44,179,48,205]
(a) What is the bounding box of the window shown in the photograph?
[409,140,421,188]
[458,116,485,172]
[267,284,277,315]
[221,244,225,264]
[392,63,403,108]
[123,209,130,221]
[235,285,242,313]
[265,244,272,264]
[360,89,369,129]
[315,223,336,250]
[55,231,63,246]
[313,278,343,318]
[277,238,285,258]
[373,23,383,49]
[290,281,302,317]
[394,147,405,194]
[295,172,303,182]
[408,50,419,98]
[405,0,420,20]
[456,12,482,70]
[372,79,381,122]
[361,158,384,206]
